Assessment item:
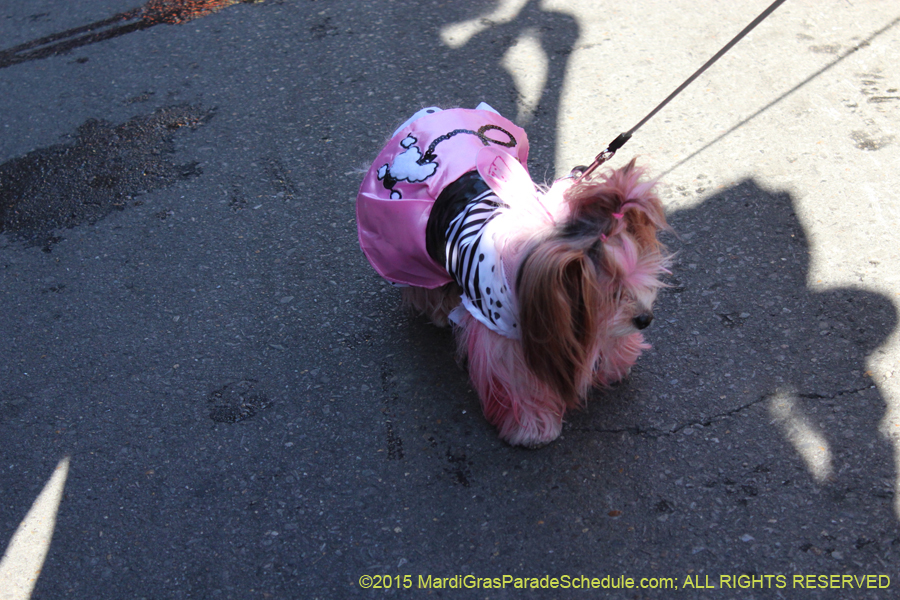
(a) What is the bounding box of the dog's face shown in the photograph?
[593,197,668,337]
[515,159,669,404]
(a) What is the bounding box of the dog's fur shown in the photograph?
[400,159,670,447]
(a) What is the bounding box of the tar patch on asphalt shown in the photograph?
[0,1,265,69]
[0,104,213,248]
[208,380,272,424]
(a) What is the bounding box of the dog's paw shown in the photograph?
[498,409,563,449]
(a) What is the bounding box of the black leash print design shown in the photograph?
[379,123,518,200]
[421,125,517,163]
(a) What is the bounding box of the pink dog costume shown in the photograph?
[357,104,568,339]
[357,105,530,287]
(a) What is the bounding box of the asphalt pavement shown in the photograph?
[1,1,899,599]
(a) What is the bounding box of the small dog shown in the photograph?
[357,104,669,447]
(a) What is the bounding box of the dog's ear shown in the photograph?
[517,240,598,406]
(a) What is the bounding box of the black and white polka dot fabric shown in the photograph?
[444,189,520,339]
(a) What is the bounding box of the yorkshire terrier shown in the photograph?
[357,104,670,447]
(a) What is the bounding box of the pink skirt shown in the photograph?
[356,107,530,288]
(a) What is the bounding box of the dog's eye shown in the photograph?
[615,289,635,304]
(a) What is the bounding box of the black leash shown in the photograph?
[576,0,788,180]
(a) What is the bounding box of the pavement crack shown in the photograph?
[569,385,877,438]
[795,386,875,401]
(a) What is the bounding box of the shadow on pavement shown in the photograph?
[2,0,899,597]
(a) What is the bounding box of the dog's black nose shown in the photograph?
[633,313,654,330]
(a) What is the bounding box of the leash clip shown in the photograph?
[572,132,631,181]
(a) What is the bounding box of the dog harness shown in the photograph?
[357,105,534,338]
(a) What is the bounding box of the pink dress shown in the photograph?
[356,106,530,288]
